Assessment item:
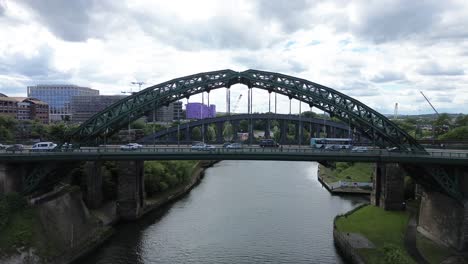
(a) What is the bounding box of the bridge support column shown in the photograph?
[295,122,300,145]
[371,162,405,210]
[185,126,191,143]
[232,121,239,142]
[280,120,287,145]
[264,119,271,139]
[216,122,224,143]
[117,160,145,221]
[0,162,24,194]
[83,161,103,209]
[418,167,468,251]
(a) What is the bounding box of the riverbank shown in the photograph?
[334,204,415,263]
[318,163,372,194]
[76,160,217,263]
[0,160,217,264]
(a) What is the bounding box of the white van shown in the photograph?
[32,142,57,152]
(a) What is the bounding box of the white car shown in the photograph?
[120,143,143,151]
[191,143,215,151]
[351,146,368,153]
[31,142,57,152]
[226,143,243,149]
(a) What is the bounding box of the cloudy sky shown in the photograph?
[1,0,467,115]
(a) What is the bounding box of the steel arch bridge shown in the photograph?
[67,69,422,152]
[58,69,459,200]
[138,113,357,145]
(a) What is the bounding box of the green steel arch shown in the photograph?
[68,69,423,152]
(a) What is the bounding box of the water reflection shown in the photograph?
[81,161,367,264]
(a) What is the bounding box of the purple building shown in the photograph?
[186,103,216,119]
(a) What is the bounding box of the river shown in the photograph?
[81,160,366,264]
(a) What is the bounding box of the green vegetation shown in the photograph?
[335,205,414,263]
[319,162,373,184]
[0,194,42,256]
[144,161,198,196]
[439,126,468,140]
[416,233,454,264]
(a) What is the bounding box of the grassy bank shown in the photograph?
[0,194,56,259]
[320,162,373,184]
[335,205,414,263]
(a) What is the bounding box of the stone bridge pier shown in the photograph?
[0,162,25,194]
[83,161,104,209]
[417,166,468,251]
[371,162,405,210]
[117,160,145,221]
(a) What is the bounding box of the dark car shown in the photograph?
[6,144,24,152]
[259,139,279,148]
[222,142,232,148]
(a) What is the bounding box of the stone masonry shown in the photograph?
[117,160,145,220]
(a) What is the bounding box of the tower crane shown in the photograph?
[420,91,439,117]
[232,94,243,113]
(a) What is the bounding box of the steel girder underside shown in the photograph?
[58,69,459,200]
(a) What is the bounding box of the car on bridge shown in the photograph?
[120,143,143,151]
[0,143,5,150]
[191,142,216,151]
[259,139,279,148]
[222,142,233,148]
[226,143,243,149]
[6,144,24,152]
[32,142,57,152]
[351,146,368,153]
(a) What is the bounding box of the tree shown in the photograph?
[191,127,201,141]
[0,116,17,143]
[30,120,48,140]
[239,120,249,132]
[131,119,146,130]
[439,126,468,140]
[302,111,317,118]
[206,125,216,141]
[223,122,233,141]
[454,114,468,127]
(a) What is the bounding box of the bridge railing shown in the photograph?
[0,146,467,160]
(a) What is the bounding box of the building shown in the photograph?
[186,103,216,119]
[71,95,126,123]
[0,93,49,124]
[147,101,183,122]
[27,84,99,121]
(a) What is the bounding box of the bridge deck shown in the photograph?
[0,147,466,165]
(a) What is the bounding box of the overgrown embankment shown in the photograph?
[0,193,42,261]
[334,205,414,264]
[0,160,208,264]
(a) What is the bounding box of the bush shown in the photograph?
[382,244,412,264]
[0,193,28,230]
[143,161,197,196]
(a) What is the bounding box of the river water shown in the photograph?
[81,161,366,264]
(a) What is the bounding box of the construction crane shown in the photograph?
[420,91,439,117]
[231,94,243,113]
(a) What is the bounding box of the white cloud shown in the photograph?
[0,0,467,115]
